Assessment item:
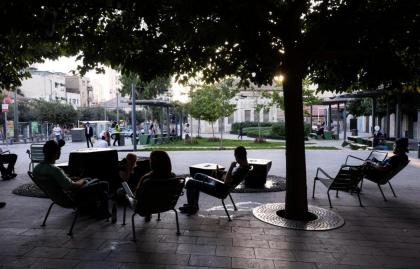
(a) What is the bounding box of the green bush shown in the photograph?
[271,123,286,136]
[231,122,273,134]
[243,127,272,136]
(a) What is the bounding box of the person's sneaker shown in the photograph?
[2,175,11,180]
[179,205,199,215]
[8,173,17,179]
[0,202,6,208]
[144,214,152,222]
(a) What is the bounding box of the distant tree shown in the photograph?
[33,100,78,125]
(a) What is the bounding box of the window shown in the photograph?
[245,110,251,122]
[263,109,270,122]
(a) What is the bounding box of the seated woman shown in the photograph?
[119,153,139,190]
[363,138,409,181]
[134,150,175,221]
[179,146,250,215]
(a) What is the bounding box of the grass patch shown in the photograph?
[140,137,337,151]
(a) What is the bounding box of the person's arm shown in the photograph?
[223,162,237,185]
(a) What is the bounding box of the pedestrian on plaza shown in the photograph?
[112,121,121,146]
[237,123,243,140]
[84,122,94,148]
[184,123,190,140]
[53,124,62,142]
[96,136,109,148]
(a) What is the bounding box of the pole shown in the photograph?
[310,105,313,131]
[116,92,119,122]
[372,97,377,134]
[3,112,7,142]
[14,90,18,142]
[131,83,137,151]
[336,103,340,140]
[343,102,347,141]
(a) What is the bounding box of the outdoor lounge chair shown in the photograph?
[26,143,45,172]
[362,160,410,201]
[122,177,185,241]
[27,171,80,236]
[199,167,252,221]
[312,165,364,208]
[344,150,388,166]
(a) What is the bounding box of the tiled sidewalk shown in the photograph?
[1,142,420,268]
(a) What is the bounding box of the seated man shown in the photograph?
[0,147,17,180]
[363,137,409,181]
[33,140,110,219]
[179,146,250,215]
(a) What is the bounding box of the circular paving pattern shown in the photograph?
[12,183,47,198]
[252,203,345,231]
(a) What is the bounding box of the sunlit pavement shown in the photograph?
[1,138,420,268]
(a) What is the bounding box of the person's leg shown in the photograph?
[182,173,217,213]
[0,156,7,177]
[86,136,90,148]
[75,181,110,219]
[0,202,5,208]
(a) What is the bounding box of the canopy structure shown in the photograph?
[318,89,400,141]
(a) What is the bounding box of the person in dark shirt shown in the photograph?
[179,146,250,215]
[363,138,409,180]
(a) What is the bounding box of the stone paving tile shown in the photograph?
[216,246,255,258]
[165,266,208,269]
[106,250,150,263]
[189,255,231,268]
[253,248,294,261]
[64,248,111,261]
[160,234,198,244]
[24,246,71,259]
[292,250,337,264]
[177,244,216,255]
[0,245,34,257]
[30,258,80,269]
[272,261,317,269]
[0,256,43,268]
[147,253,191,266]
[233,239,269,248]
[333,253,379,267]
[197,237,233,246]
[231,257,275,269]
[74,261,121,269]
[119,263,165,269]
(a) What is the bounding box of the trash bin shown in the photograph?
[351,129,358,136]
[71,128,86,142]
[118,134,125,146]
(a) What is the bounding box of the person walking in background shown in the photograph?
[112,121,121,146]
[237,123,243,140]
[53,124,62,142]
[84,122,94,148]
[184,123,190,140]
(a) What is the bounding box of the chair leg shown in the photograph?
[388,182,397,197]
[122,206,126,225]
[360,179,364,191]
[157,213,161,221]
[327,190,332,208]
[312,178,317,198]
[221,199,232,221]
[357,192,363,207]
[131,213,137,242]
[41,202,55,227]
[378,184,387,201]
[173,209,180,236]
[67,210,78,236]
[336,190,339,198]
[228,194,237,211]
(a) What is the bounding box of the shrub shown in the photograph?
[231,121,273,134]
[184,138,199,144]
[271,123,286,137]
[207,137,220,142]
[254,137,267,143]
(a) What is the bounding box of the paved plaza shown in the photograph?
[0,138,420,268]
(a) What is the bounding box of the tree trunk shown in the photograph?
[211,122,215,137]
[198,119,201,137]
[281,58,309,221]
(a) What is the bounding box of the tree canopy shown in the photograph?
[1,0,419,220]
[119,73,171,99]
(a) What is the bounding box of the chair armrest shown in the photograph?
[125,195,137,210]
[1,150,10,155]
[315,167,333,179]
[345,155,365,165]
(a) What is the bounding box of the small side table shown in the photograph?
[244,158,272,188]
[189,163,225,178]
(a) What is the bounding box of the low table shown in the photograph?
[189,163,225,178]
[244,158,272,188]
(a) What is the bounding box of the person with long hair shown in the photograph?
[135,150,175,221]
